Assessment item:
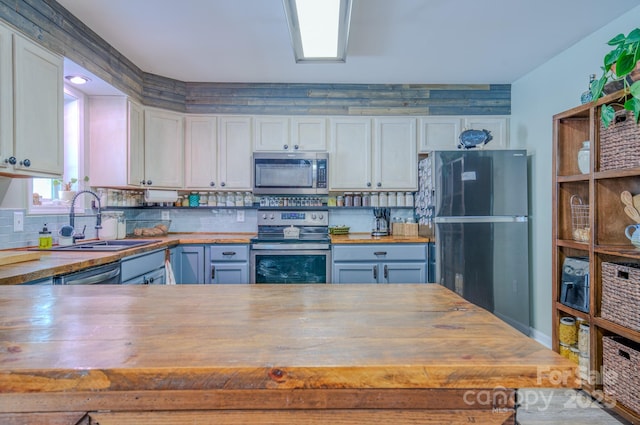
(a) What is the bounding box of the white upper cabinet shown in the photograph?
[254,116,327,151]
[89,97,144,188]
[290,117,327,151]
[0,23,63,177]
[218,116,252,190]
[144,108,184,188]
[330,117,416,191]
[373,117,417,190]
[184,116,218,189]
[418,116,509,152]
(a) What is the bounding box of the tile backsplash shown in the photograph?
[0,207,416,250]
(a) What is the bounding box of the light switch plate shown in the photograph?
[236,210,245,222]
[13,211,24,232]
[161,210,170,220]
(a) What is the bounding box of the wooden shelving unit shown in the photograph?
[552,89,640,423]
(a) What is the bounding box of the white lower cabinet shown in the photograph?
[332,244,427,284]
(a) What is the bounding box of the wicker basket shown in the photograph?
[601,262,640,332]
[603,336,640,414]
[600,109,640,171]
[570,195,590,242]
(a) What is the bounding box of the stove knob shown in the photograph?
[311,213,317,220]
[262,213,268,219]
[270,214,275,220]
[319,213,324,220]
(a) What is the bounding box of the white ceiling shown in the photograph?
[57,0,639,89]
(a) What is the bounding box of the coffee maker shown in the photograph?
[372,207,390,236]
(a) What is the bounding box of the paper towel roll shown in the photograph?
[144,189,178,203]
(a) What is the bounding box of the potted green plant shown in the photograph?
[591,27,640,127]
[53,177,78,201]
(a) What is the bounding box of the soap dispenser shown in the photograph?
[38,224,52,249]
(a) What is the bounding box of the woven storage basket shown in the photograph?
[603,336,640,414]
[600,109,640,171]
[602,262,640,331]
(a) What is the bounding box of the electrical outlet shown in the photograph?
[236,210,245,222]
[13,211,24,232]
[161,210,170,220]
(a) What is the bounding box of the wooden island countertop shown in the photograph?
[0,284,576,424]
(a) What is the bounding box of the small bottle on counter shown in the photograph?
[38,224,52,249]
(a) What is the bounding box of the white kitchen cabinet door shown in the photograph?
[218,116,252,190]
[373,118,417,190]
[144,108,184,188]
[462,116,509,149]
[0,24,11,172]
[253,116,289,151]
[90,97,144,187]
[418,117,461,152]
[291,117,327,151]
[329,118,372,190]
[12,32,63,177]
[184,116,218,189]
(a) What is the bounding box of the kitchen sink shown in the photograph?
[33,239,161,252]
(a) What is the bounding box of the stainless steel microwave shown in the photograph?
[253,152,328,195]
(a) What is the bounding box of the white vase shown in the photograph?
[59,190,76,202]
[577,141,590,174]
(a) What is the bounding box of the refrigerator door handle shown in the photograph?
[434,216,527,223]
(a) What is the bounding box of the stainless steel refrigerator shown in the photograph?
[417,150,530,335]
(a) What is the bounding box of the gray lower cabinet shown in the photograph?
[121,248,166,285]
[21,276,53,285]
[175,244,249,284]
[332,244,427,284]
[209,245,249,284]
[176,245,205,284]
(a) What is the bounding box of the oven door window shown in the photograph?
[254,253,327,283]
[254,159,313,189]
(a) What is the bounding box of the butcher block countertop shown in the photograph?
[0,284,576,424]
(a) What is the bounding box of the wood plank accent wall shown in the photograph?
[0,0,510,116]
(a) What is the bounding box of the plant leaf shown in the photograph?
[605,45,624,71]
[601,104,615,127]
[591,74,607,100]
[617,51,637,76]
[630,80,640,98]
[608,33,626,46]
[626,28,640,43]
[624,95,640,123]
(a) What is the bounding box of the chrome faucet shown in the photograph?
[69,190,102,241]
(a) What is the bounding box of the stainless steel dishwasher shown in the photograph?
[54,261,121,285]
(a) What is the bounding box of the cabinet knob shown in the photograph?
[220,182,226,187]
[283,144,289,150]
[210,182,216,187]
[376,182,382,187]
[146,180,152,186]
[20,158,31,167]
[148,277,154,284]
[294,145,299,150]
[5,156,16,165]
[366,182,372,187]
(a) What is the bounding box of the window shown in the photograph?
[29,85,86,213]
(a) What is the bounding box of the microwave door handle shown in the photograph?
[312,160,317,189]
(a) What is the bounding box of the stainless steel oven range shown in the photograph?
[250,209,331,284]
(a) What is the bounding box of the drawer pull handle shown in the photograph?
[222,252,236,256]
[374,251,387,256]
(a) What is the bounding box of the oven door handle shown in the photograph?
[251,243,330,250]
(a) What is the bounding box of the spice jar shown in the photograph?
[208,192,218,207]
[353,192,362,207]
[370,192,379,207]
[362,192,371,206]
[558,317,577,345]
[387,192,397,207]
[188,192,200,207]
[199,192,208,206]
[405,192,414,207]
[244,192,253,207]
[226,193,236,207]
[379,192,388,207]
[344,192,353,207]
[336,195,344,207]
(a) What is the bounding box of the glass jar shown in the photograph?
[336,195,344,207]
[558,317,577,345]
[208,192,217,207]
[362,192,370,207]
[559,342,570,359]
[577,141,590,174]
[353,192,362,207]
[188,192,200,207]
[370,192,379,207]
[578,323,590,354]
[578,352,589,381]
[235,192,243,207]
[344,192,353,207]
[568,346,580,364]
[387,192,396,207]
[395,191,404,207]
[405,192,414,207]
[181,195,190,207]
[226,193,236,207]
[244,192,253,207]
[379,192,387,207]
[199,192,208,206]
[176,196,183,207]
[580,74,596,104]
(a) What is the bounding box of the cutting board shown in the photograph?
[0,251,41,266]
